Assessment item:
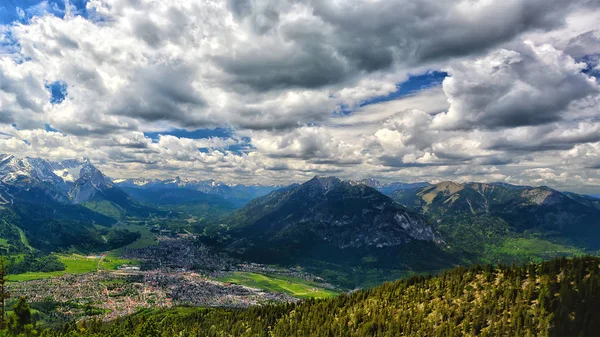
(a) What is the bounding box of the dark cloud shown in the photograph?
[219,0,597,92]
[489,126,600,152]
[112,62,206,123]
[433,42,599,130]
[378,156,448,168]
[0,111,13,124]
[0,69,46,114]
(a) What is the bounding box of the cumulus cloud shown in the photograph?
[432,41,599,130]
[1,0,597,132]
[0,0,600,192]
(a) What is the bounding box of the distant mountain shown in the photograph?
[0,155,156,252]
[216,176,456,281]
[391,182,600,258]
[0,155,134,206]
[114,177,280,206]
[0,154,69,203]
[120,186,237,218]
[357,178,430,195]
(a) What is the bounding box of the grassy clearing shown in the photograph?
[486,237,584,263]
[8,254,100,282]
[15,225,33,251]
[100,252,139,271]
[217,272,339,299]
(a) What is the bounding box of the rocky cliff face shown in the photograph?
[67,162,116,204]
[0,155,130,205]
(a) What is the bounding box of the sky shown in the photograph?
[0,0,600,193]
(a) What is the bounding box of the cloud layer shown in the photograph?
[0,0,599,193]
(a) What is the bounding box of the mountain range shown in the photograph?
[1,154,600,286]
[113,177,280,206]
[223,176,442,253]
[1,154,128,206]
[0,155,153,252]
[202,177,455,286]
[200,177,600,286]
[357,178,430,195]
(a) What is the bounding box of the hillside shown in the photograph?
[209,177,458,286]
[41,256,600,337]
[0,155,155,253]
[391,182,600,261]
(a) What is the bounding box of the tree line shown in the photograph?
[21,255,600,337]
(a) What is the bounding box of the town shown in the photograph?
[6,235,336,323]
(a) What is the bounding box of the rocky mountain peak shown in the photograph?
[358,178,383,188]
[305,176,342,192]
[228,176,440,257]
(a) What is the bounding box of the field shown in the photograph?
[8,223,157,281]
[217,272,339,299]
[486,237,584,263]
[7,254,100,282]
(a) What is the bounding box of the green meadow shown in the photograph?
[7,223,155,281]
[485,237,584,263]
[217,272,339,299]
[7,254,99,282]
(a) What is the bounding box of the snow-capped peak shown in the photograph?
[0,155,64,186]
[123,178,152,186]
[51,158,95,183]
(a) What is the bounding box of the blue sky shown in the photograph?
[0,0,88,24]
[359,71,448,107]
[144,128,234,141]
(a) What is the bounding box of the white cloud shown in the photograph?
[0,0,599,192]
[432,41,599,130]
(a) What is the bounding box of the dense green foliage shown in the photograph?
[34,256,600,337]
[0,201,142,254]
[0,220,30,255]
[6,297,37,336]
[5,254,65,275]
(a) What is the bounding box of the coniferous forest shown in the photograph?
[32,256,600,337]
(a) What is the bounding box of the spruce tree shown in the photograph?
[0,255,8,330]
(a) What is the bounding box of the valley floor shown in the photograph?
[5,224,340,324]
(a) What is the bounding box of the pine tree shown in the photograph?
[0,255,8,330]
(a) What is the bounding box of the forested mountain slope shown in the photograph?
[41,256,600,337]
[391,182,600,261]
[218,176,457,274]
